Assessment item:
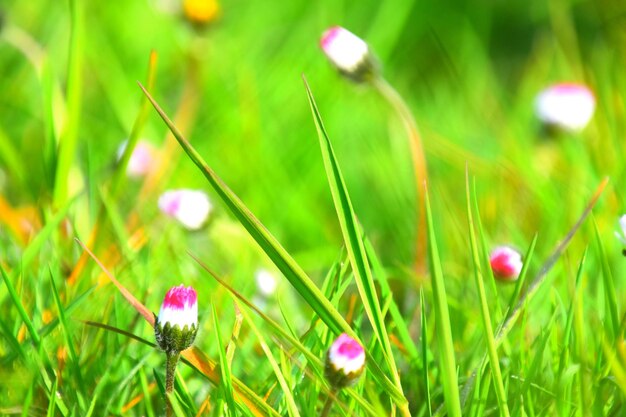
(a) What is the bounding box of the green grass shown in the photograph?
[1,0,626,416]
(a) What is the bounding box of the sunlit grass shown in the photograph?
[1,0,625,416]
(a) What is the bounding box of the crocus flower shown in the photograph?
[158,189,212,230]
[615,214,626,246]
[155,285,199,355]
[489,246,523,281]
[535,83,596,133]
[320,26,377,82]
[117,140,155,178]
[325,333,365,388]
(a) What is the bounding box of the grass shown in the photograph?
[1,0,626,416]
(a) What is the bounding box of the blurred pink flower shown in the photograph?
[320,26,375,81]
[489,246,523,281]
[117,140,155,178]
[325,333,365,388]
[158,189,212,230]
[535,83,595,132]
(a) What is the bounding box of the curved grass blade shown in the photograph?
[137,82,351,338]
[302,76,408,413]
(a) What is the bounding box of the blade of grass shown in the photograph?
[211,303,237,416]
[190,254,379,416]
[137,82,350,337]
[424,186,462,417]
[460,177,608,408]
[302,76,408,413]
[593,218,619,339]
[78,241,280,417]
[53,0,83,207]
[420,289,433,417]
[465,173,510,417]
[239,304,301,417]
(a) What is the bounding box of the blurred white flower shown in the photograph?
[158,189,212,230]
[117,140,155,178]
[535,83,595,132]
[320,26,376,82]
[615,214,626,246]
[255,268,277,297]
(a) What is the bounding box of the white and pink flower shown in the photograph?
[320,26,375,81]
[535,83,596,132]
[117,140,156,178]
[157,285,198,330]
[489,246,523,281]
[158,189,212,230]
[155,285,198,355]
[325,333,365,388]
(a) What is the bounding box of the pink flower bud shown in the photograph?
[325,333,365,388]
[489,246,523,281]
[155,285,198,354]
[320,26,377,82]
[158,189,212,230]
[117,140,155,178]
[535,83,595,133]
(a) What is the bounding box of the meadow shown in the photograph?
[1,0,625,416]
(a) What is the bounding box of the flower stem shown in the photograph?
[372,75,428,277]
[320,389,336,417]
[165,352,180,417]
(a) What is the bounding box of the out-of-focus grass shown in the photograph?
[1,0,626,415]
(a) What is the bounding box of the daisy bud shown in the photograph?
[117,140,155,178]
[155,285,198,355]
[158,189,212,230]
[324,333,365,389]
[489,246,523,281]
[535,83,595,133]
[320,26,378,83]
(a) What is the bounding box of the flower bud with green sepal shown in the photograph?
[154,285,198,356]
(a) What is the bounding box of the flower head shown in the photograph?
[325,333,365,388]
[155,285,198,355]
[320,26,377,82]
[117,140,155,178]
[158,189,212,230]
[489,246,523,281]
[535,83,595,133]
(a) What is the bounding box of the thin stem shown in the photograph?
[165,352,180,417]
[372,76,428,277]
[320,389,336,417]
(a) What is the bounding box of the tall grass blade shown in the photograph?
[302,75,407,407]
[424,187,462,417]
[465,173,510,417]
[212,303,237,416]
[137,82,351,338]
[593,219,619,339]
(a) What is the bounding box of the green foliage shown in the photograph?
[1,0,625,416]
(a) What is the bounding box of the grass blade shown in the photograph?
[212,303,237,416]
[137,82,352,339]
[465,173,510,417]
[424,186,462,417]
[302,76,407,408]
